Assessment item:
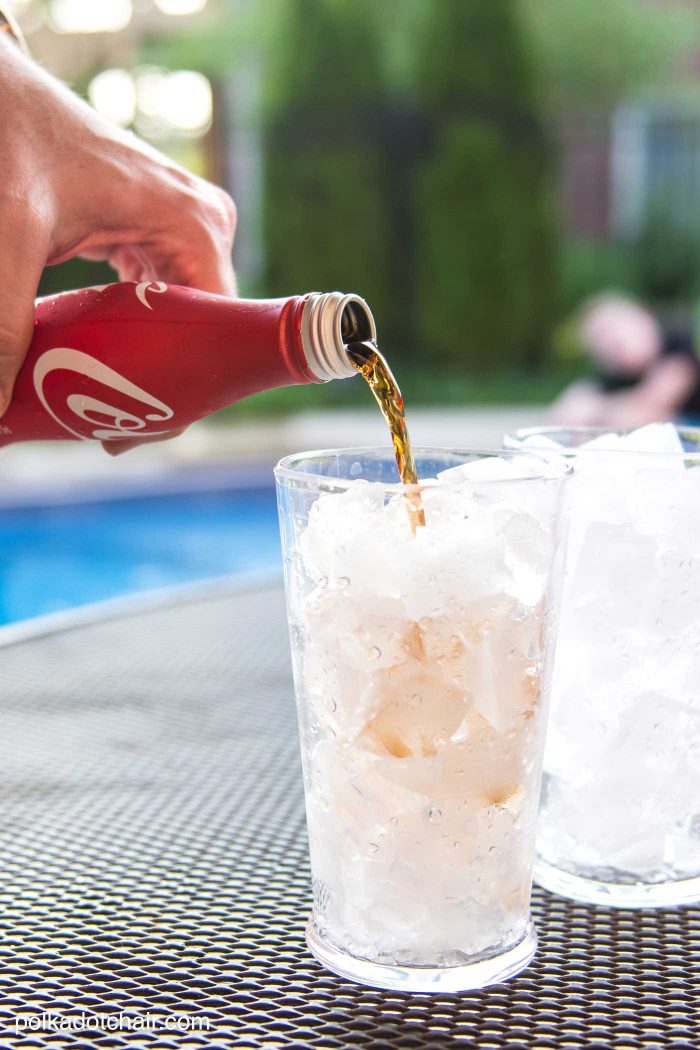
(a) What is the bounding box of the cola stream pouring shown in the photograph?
[0,281,375,448]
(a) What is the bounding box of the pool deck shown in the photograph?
[0,405,550,498]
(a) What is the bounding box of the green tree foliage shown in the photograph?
[520,0,700,114]
[136,0,700,375]
[262,0,390,329]
[413,0,557,370]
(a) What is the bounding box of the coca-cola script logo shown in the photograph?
[33,349,175,441]
[135,280,167,310]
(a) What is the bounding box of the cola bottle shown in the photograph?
[0,281,375,447]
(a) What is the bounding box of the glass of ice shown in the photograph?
[274,447,569,992]
[505,424,700,908]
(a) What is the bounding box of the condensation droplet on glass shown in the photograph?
[368,842,379,855]
[338,576,350,590]
[328,699,337,713]
[369,646,382,660]
[489,845,497,855]
[350,461,362,477]
[389,815,399,826]
[410,693,422,708]
[319,575,328,589]
[427,806,442,824]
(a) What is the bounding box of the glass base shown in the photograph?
[306,919,537,993]
[535,857,700,909]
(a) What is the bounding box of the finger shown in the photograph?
[81,186,238,297]
[0,224,46,415]
[140,189,238,297]
[96,238,237,298]
[81,244,151,283]
[142,236,237,298]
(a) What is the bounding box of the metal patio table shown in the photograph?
[0,578,697,1049]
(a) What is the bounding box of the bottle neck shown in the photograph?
[300,292,376,382]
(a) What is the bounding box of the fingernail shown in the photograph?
[0,390,7,418]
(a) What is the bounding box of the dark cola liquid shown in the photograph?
[345,340,425,531]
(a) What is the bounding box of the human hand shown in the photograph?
[0,34,237,427]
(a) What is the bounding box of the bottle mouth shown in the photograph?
[341,299,375,345]
[301,292,377,382]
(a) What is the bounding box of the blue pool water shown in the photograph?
[0,479,281,626]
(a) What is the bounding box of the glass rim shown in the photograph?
[506,425,700,460]
[274,445,573,492]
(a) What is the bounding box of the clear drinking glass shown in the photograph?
[505,425,700,907]
[275,447,569,992]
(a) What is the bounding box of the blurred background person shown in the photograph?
[551,293,700,426]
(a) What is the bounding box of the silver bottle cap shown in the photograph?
[301,292,376,382]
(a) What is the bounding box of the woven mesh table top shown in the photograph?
[0,578,697,1049]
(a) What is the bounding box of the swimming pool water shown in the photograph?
[0,484,281,626]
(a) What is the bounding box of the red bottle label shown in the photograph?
[32,283,180,442]
[1,281,311,446]
[34,345,175,442]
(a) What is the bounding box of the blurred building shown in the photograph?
[561,0,700,245]
[562,103,700,242]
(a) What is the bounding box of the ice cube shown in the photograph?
[360,662,468,758]
[568,521,657,613]
[615,422,685,456]
[437,457,525,483]
[520,434,567,451]
[298,480,388,585]
[578,432,626,452]
[438,454,564,489]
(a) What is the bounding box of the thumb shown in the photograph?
[0,254,45,417]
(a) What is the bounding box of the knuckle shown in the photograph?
[190,179,236,231]
[215,189,237,232]
[147,168,237,254]
[195,187,237,242]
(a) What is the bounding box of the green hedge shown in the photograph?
[263,0,390,327]
[263,0,559,370]
[415,119,557,370]
[413,0,558,371]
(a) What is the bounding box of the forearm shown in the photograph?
[604,359,696,426]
